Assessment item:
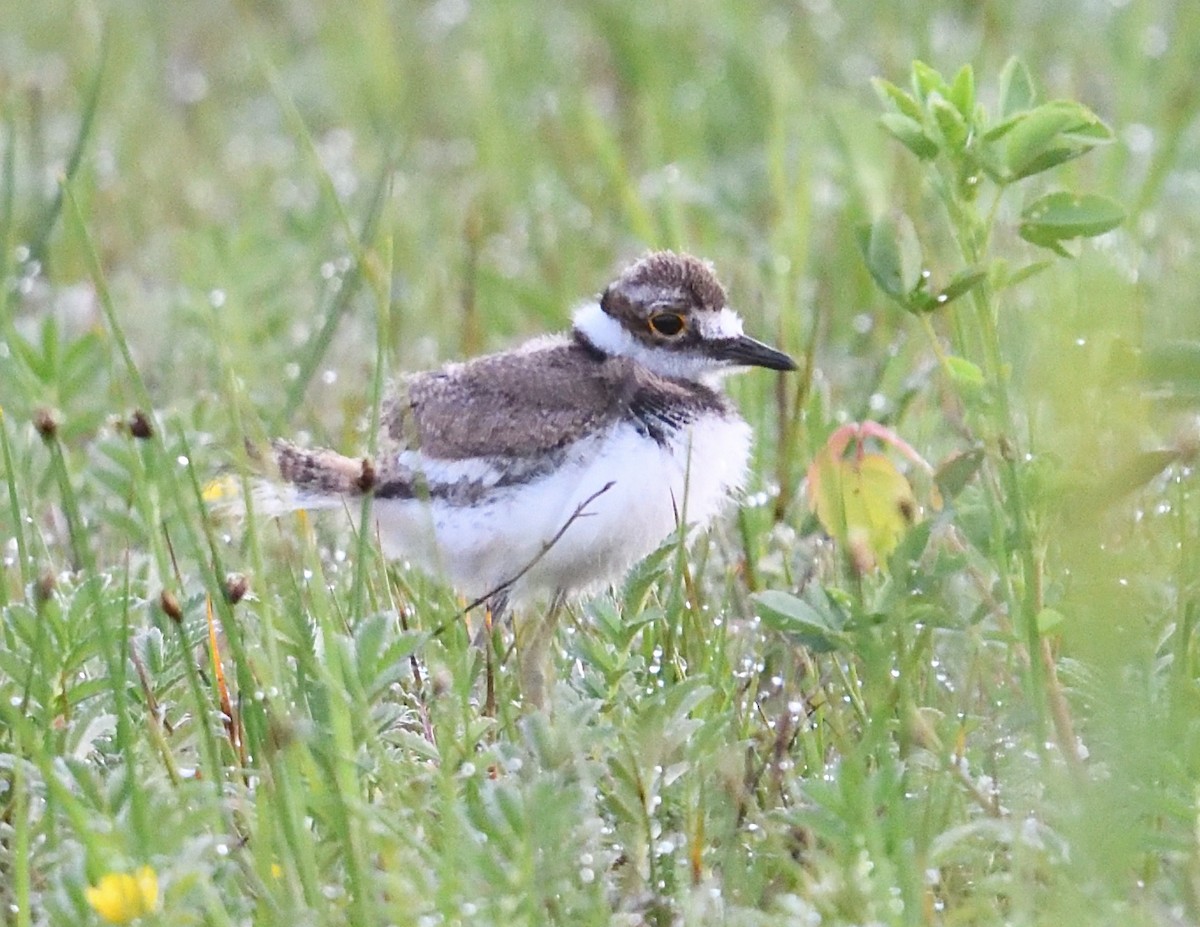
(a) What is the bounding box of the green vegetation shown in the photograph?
[3,3,1200,924]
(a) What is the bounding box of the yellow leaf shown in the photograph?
[85,867,159,924]
[809,450,918,572]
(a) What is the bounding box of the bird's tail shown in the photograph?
[272,440,377,496]
[205,440,378,518]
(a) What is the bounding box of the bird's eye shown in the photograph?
[648,312,686,337]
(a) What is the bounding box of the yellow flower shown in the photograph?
[202,474,240,504]
[85,866,159,924]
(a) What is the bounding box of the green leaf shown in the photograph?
[1004,104,1079,177]
[879,112,939,159]
[998,56,1037,119]
[969,143,1009,186]
[935,447,985,500]
[1143,342,1200,384]
[948,64,975,119]
[888,518,935,574]
[955,159,987,199]
[620,541,674,612]
[59,331,105,405]
[871,77,923,121]
[893,214,924,296]
[1019,191,1126,253]
[390,728,441,762]
[1004,101,1113,181]
[1140,342,1200,402]
[994,259,1052,290]
[5,326,43,381]
[861,213,924,303]
[936,266,988,306]
[944,355,985,388]
[1036,608,1066,633]
[1068,450,1181,510]
[911,60,950,102]
[982,112,1025,143]
[752,590,848,652]
[930,94,969,151]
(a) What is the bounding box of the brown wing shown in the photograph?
[381,338,635,459]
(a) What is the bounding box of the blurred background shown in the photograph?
[5,0,1197,433]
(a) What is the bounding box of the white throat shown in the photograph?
[572,301,744,383]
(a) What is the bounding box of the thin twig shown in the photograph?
[456,480,616,619]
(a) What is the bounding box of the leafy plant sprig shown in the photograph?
[864,58,1124,319]
[861,58,1124,757]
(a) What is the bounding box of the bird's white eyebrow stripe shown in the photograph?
[572,299,751,381]
[694,307,744,339]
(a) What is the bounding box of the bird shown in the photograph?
[267,251,796,617]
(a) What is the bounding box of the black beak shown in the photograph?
[709,335,797,371]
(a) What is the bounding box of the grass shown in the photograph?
[2,2,1200,924]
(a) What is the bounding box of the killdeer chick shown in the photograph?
[270,251,795,615]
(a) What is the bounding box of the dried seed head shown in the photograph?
[33,407,60,441]
[223,573,249,605]
[35,571,56,605]
[159,589,184,623]
[129,410,154,439]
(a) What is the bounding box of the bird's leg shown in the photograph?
[516,591,566,711]
[471,591,509,646]
[482,593,508,717]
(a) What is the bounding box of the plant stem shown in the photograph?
[934,161,1061,742]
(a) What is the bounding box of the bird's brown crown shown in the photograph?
[599,251,727,340]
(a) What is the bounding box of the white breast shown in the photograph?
[368,412,753,604]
